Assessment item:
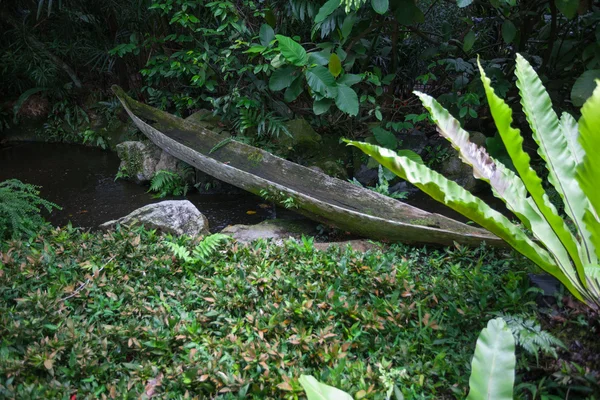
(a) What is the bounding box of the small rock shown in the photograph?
[279,119,322,152]
[221,219,316,244]
[99,200,210,237]
[354,164,378,186]
[399,129,428,155]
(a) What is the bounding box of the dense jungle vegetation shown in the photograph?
[1,0,600,398]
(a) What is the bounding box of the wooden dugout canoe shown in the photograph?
[112,85,504,247]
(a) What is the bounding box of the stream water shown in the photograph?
[1,141,504,233]
[0,142,298,231]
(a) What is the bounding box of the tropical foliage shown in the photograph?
[300,317,517,400]
[0,179,60,239]
[2,225,589,398]
[3,0,599,147]
[346,54,600,309]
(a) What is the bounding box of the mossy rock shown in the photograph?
[278,119,322,152]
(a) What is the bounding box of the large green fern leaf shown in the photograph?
[343,140,585,297]
[515,54,596,267]
[477,61,585,292]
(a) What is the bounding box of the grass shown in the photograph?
[0,225,597,399]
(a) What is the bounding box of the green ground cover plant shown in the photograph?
[1,226,596,398]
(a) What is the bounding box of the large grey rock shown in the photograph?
[116,141,193,184]
[116,141,161,183]
[100,200,210,236]
[221,219,315,244]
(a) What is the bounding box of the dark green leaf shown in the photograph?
[259,24,275,47]
[394,0,424,25]
[555,0,579,19]
[276,35,308,66]
[285,75,305,102]
[313,98,333,115]
[334,84,359,116]
[372,127,397,149]
[338,74,362,86]
[315,0,340,23]
[571,70,600,106]
[371,0,389,14]
[463,30,476,52]
[501,20,516,44]
[269,66,300,91]
[305,66,337,98]
[308,50,331,66]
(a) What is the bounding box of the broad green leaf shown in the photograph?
[397,149,423,164]
[328,53,342,77]
[394,0,424,25]
[571,70,600,107]
[577,81,600,262]
[555,0,579,19]
[299,375,352,400]
[276,35,308,66]
[457,0,473,7]
[467,318,515,400]
[501,20,516,44]
[314,98,333,115]
[341,13,356,40]
[265,9,276,27]
[516,54,596,267]
[371,0,389,14]
[344,140,561,278]
[463,30,476,52]
[478,59,586,299]
[271,54,285,68]
[308,50,331,66]
[417,89,583,297]
[259,24,275,47]
[372,126,397,149]
[284,75,304,102]
[337,74,362,86]
[306,66,337,98]
[315,0,340,23]
[334,84,359,116]
[269,66,300,91]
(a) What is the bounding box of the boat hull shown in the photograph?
[112,86,505,247]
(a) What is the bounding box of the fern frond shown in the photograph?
[0,179,60,239]
[192,234,230,261]
[501,315,565,361]
[163,241,192,263]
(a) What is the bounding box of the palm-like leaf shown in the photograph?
[477,60,586,293]
[467,318,515,400]
[515,54,596,266]
[343,140,584,295]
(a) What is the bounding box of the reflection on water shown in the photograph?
[0,142,301,231]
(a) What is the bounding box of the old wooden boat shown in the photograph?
[112,85,504,247]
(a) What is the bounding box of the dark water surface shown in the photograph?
[0,142,300,231]
[0,142,508,234]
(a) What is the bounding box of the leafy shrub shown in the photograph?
[148,168,194,198]
[2,226,592,398]
[347,54,600,308]
[0,179,60,239]
[300,317,517,400]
